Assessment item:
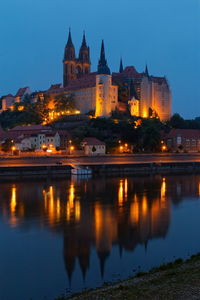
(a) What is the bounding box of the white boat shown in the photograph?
[71,166,92,175]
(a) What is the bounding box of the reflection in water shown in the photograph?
[10,185,18,227]
[1,174,200,294]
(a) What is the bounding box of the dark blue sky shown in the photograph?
[0,0,199,118]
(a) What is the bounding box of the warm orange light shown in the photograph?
[70,146,74,151]
[118,180,124,206]
[162,145,167,151]
[161,177,166,202]
[10,186,17,214]
[12,146,16,151]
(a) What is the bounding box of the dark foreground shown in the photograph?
[58,254,200,300]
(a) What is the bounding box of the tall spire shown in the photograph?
[97,40,111,75]
[79,31,90,64]
[81,31,87,47]
[67,28,73,46]
[100,40,106,64]
[119,57,123,73]
[145,64,149,77]
[64,28,75,60]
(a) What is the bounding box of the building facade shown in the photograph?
[163,129,200,152]
[82,137,106,155]
[113,65,172,121]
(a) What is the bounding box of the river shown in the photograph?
[0,174,200,300]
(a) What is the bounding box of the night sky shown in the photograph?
[0,0,199,118]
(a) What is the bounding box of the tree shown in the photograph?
[167,113,185,129]
[54,93,76,112]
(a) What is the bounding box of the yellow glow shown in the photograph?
[10,186,17,214]
[56,198,61,219]
[118,180,124,206]
[70,146,74,151]
[49,186,55,224]
[75,201,81,221]
[142,195,148,216]
[12,146,16,151]
[10,185,18,227]
[69,184,75,204]
[94,203,103,245]
[142,111,148,118]
[66,183,80,222]
[124,178,128,200]
[130,201,139,225]
[161,177,166,202]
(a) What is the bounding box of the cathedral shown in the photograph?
[47,30,172,121]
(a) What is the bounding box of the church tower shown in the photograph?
[63,29,76,87]
[95,40,118,117]
[77,32,91,77]
[119,58,124,73]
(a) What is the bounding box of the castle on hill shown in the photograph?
[51,30,171,121]
[1,30,172,121]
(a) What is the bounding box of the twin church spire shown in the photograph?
[64,29,90,63]
[63,30,91,87]
[63,29,112,87]
[64,30,148,86]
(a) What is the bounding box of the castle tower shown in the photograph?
[63,29,76,87]
[97,40,111,75]
[77,32,91,77]
[144,64,149,77]
[95,40,118,117]
[119,58,124,73]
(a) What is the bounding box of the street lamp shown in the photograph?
[70,145,74,155]
[120,146,123,153]
[12,146,16,155]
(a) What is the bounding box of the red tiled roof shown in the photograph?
[82,137,105,146]
[164,129,200,139]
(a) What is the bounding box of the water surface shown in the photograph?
[0,174,200,300]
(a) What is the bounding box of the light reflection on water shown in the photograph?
[0,174,200,299]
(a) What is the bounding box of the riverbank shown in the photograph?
[0,156,200,178]
[58,253,200,300]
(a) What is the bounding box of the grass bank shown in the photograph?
[55,253,200,300]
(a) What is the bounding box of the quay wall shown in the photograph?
[0,161,200,179]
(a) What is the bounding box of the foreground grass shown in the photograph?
[55,253,200,300]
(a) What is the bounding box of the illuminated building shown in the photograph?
[0,31,172,121]
[113,64,172,121]
[46,33,118,118]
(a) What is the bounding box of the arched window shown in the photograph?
[76,66,82,77]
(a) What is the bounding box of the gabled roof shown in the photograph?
[82,137,105,146]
